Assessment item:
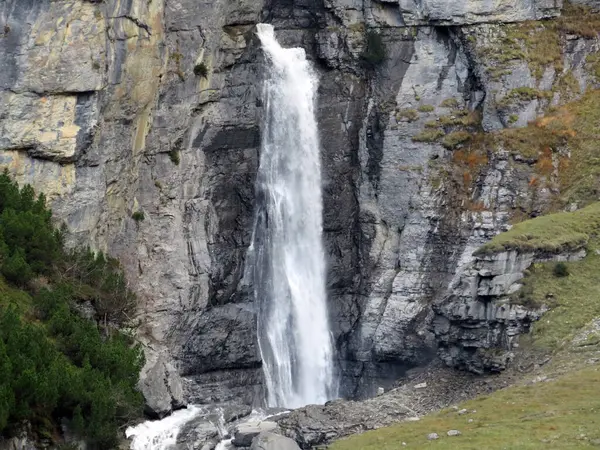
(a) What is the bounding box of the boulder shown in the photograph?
[250,432,300,450]
[138,349,185,418]
[232,422,278,447]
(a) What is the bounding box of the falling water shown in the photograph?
[250,23,336,409]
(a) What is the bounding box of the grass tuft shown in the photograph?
[413,129,445,143]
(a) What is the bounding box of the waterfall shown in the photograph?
[250,23,337,409]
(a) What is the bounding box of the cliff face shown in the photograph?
[2,0,599,414]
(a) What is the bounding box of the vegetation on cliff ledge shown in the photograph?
[0,172,143,449]
[475,202,600,255]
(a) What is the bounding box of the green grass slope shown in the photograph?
[332,366,600,449]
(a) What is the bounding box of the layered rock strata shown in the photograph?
[1,0,599,414]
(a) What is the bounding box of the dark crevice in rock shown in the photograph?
[108,15,152,35]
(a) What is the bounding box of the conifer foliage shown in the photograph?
[0,171,143,449]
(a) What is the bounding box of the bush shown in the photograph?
[441,98,459,108]
[361,30,386,67]
[57,249,137,324]
[132,211,145,222]
[0,173,144,448]
[553,261,570,277]
[193,62,208,78]
[2,249,33,286]
[396,109,419,122]
[442,131,472,149]
[169,150,180,165]
[412,129,444,143]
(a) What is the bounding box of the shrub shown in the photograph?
[1,249,33,286]
[396,109,419,122]
[441,98,459,108]
[553,261,569,277]
[132,211,145,222]
[418,105,435,113]
[412,129,444,143]
[169,150,180,165]
[361,30,386,67]
[193,62,208,78]
[442,131,472,149]
[0,173,144,448]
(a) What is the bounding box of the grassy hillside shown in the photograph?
[332,365,600,449]
[0,172,144,449]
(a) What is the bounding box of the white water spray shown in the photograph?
[126,406,202,450]
[251,23,336,409]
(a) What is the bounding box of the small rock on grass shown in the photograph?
[447,430,462,437]
[427,433,439,440]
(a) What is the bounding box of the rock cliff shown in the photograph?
[1,0,599,415]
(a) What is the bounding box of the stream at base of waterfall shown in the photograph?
[126,407,282,450]
[126,23,336,450]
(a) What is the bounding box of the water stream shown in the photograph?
[126,406,203,450]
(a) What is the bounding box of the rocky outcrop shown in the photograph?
[277,395,413,448]
[2,0,600,414]
[139,347,186,417]
[398,0,562,25]
[433,248,586,373]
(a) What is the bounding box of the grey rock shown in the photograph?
[399,0,561,25]
[233,422,278,447]
[427,433,439,440]
[277,394,413,448]
[175,403,253,449]
[176,419,220,449]
[447,429,462,436]
[250,432,300,450]
[139,348,186,418]
[433,246,586,373]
